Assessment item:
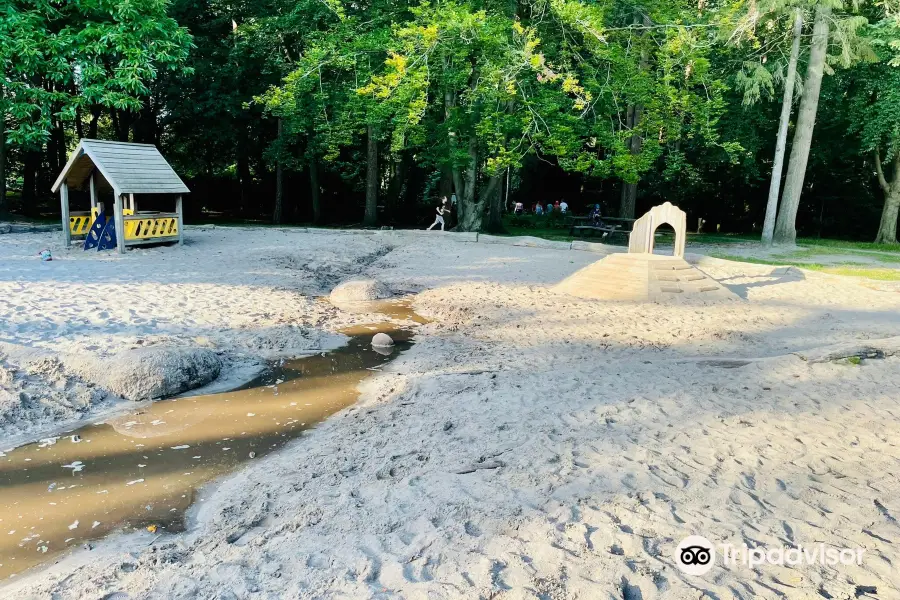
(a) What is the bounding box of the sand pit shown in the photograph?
[3,226,900,598]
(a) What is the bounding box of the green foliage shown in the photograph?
[0,0,192,148]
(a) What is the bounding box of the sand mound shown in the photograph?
[330,279,391,304]
[68,346,221,401]
[554,252,738,303]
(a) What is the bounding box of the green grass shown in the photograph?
[709,253,900,281]
[795,237,900,253]
[687,233,758,244]
[692,232,900,254]
[819,267,900,281]
[709,253,826,268]
[501,224,576,242]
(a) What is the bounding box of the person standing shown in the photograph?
[559,199,568,214]
[427,197,450,230]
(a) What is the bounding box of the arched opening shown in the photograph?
[652,222,677,256]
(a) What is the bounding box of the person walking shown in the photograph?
[427,197,450,231]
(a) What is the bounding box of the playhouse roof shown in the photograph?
[51,139,189,195]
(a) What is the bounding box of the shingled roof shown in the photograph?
[51,139,189,195]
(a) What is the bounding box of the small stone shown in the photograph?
[249,452,256,459]
[372,333,394,348]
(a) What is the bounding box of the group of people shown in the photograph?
[513,200,568,216]
[426,195,584,231]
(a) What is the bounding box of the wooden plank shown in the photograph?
[60,183,71,247]
[118,190,189,196]
[124,236,180,247]
[115,179,188,186]
[117,187,189,194]
[89,171,97,209]
[104,174,184,182]
[103,164,177,172]
[99,165,177,175]
[175,195,184,246]
[91,152,167,163]
[84,140,156,148]
[88,146,161,155]
[113,191,125,253]
[94,155,172,164]
[123,213,179,220]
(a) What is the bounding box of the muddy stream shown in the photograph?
[0,301,424,580]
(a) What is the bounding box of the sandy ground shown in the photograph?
[0,226,399,444]
[4,227,900,599]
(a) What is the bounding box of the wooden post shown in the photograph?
[89,172,97,209]
[60,182,71,247]
[113,190,125,253]
[129,193,136,213]
[175,194,184,246]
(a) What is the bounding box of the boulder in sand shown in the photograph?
[329,279,391,304]
[372,333,394,348]
[71,346,222,401]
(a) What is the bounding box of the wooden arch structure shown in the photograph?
[52,139,190,253]
[627,201,687,258]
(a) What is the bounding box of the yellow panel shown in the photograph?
[124,216,180,240]
[69,215,92,236]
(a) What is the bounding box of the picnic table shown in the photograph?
[567,215,636,239]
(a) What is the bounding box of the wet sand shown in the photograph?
[0,319,414,579]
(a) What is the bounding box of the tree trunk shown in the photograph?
[364,125,378,227]
[440,164,453,200]
[619,104,642,218]
[74,105,84,140]
[273,119,284,224]
[620,180,638,219]
[384,151,408,224]
[762,9,803,246]
[773,4,831,246]
[485,173,505,233]
[55,119,66,173]
[455,136,484,231]
[309,156,321,224]
[619,13,650,219]
[88,106,101,139]
[111,109,122,142]
[0,101,6,217]
[237,125,252,216]
[21,149,39,216]
[874,148,900,244]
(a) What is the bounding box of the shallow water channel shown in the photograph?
[0,301,423,579]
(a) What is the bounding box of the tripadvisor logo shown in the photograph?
[676,536,715,575]
[674,535,865,575]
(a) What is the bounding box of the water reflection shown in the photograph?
[0,311,418,579]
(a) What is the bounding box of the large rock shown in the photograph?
[73,346,222,401]
[329,279,391,304]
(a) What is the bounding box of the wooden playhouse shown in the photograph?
[52,139,190,253]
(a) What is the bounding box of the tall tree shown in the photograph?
[874,146,900,243]
[0,0,191,209]
[363,125,379,226]
[762,9,803,245]
[773,3,833,244]
[844,12,900,243]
